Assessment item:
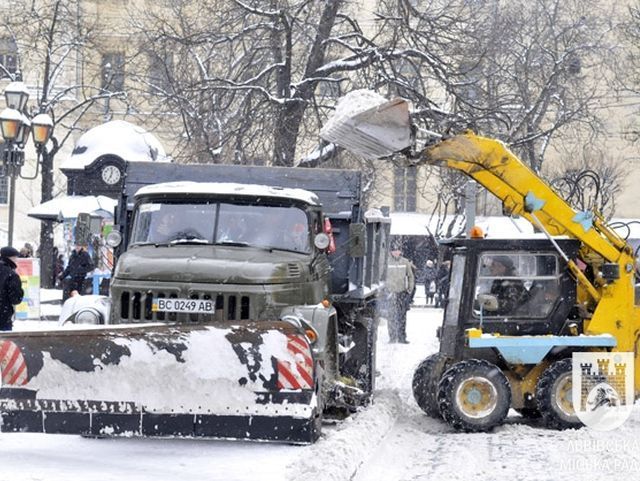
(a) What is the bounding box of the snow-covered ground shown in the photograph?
[3,303,640,480]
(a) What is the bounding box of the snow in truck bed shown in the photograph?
[135,181,320,206]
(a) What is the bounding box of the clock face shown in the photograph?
[101,165,122,185]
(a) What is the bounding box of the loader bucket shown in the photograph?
[320,89,413,160]
[0,322,320,444]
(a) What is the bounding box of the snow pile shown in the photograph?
[60,120,169,171]
[28,195,118,222]
[389,212,535,238]
[323,90,389,132]
[26,327,314,417]
[285,391,403,481]
[320,90,412,160]
[5,307,640,480]
[286,313,439,481]
[136,181,320,206]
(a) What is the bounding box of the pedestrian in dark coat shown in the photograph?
[0,246,24,331]
[423,259,438,306]
[60,244,95,300]
[435,260,451,308]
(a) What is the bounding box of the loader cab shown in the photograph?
[438,238,580,359]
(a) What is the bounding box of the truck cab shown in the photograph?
[110,181,331,324]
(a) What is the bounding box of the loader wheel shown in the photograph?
[412,353,450,418]
[437,359,511,432]
[536,358,583,430]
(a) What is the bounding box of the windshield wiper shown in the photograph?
[169,239,211,245]
[263,246,307,254]
[216,241,252,248]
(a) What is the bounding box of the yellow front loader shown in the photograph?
[321,91,640,431]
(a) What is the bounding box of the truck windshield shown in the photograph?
[130,201,311,253]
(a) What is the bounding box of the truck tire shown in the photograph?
[535,358,583,430]
[437,359,511,432]
[340,316,377,403]
[364,317,377,399]
[412,353,449,418]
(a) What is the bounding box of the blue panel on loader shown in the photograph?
[468,333,617,364]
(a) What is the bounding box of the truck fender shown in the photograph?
[280,304,338,364]
[59,295,111,326]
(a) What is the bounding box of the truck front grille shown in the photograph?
[118,290,251,323]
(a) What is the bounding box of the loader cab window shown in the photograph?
[473,253,560,319]
[444,254,465,326]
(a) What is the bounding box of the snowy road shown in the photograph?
[354,308,640,481]
[3,307,640,480]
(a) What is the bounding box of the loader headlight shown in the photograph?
[75,308,102,325]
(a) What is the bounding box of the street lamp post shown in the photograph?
[0,80,54,246]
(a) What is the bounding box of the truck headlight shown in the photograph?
[75,308,102,325]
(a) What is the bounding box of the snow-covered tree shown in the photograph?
[440,0,616,173]
[126,0,465,167]
[0,0,125,286]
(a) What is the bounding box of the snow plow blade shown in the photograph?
[320,90,412,160]
[0,322,319,444]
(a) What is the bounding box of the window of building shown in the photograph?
[0,166,8,204]
[148,51,174,93]
[393,165,417,211]
[0,38,18,79]
[101,52,125,91]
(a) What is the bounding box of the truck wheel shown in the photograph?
[412,353,449,418]
[339,317,377,403]
[535,358,583,430]
[437,359,511,432]
[364,318,377,400]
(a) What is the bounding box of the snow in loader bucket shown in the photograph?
[320,89,413,160]
[0,322,320,444]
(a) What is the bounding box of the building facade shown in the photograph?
[0,0,638,251]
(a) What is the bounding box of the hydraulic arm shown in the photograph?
[320,93,640,357]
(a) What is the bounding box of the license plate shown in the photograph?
[152,298,215,314]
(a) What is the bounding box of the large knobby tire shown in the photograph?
[437,359,511,432]
[536,358,583,430]
[412,353,450,418]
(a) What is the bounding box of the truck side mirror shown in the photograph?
[349,223,366,258]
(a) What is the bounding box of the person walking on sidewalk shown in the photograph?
[423,259,438,306]
[0,247,24,331]
[385,249,415,343]
[435,260,451,308]
[60,243,95,301]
